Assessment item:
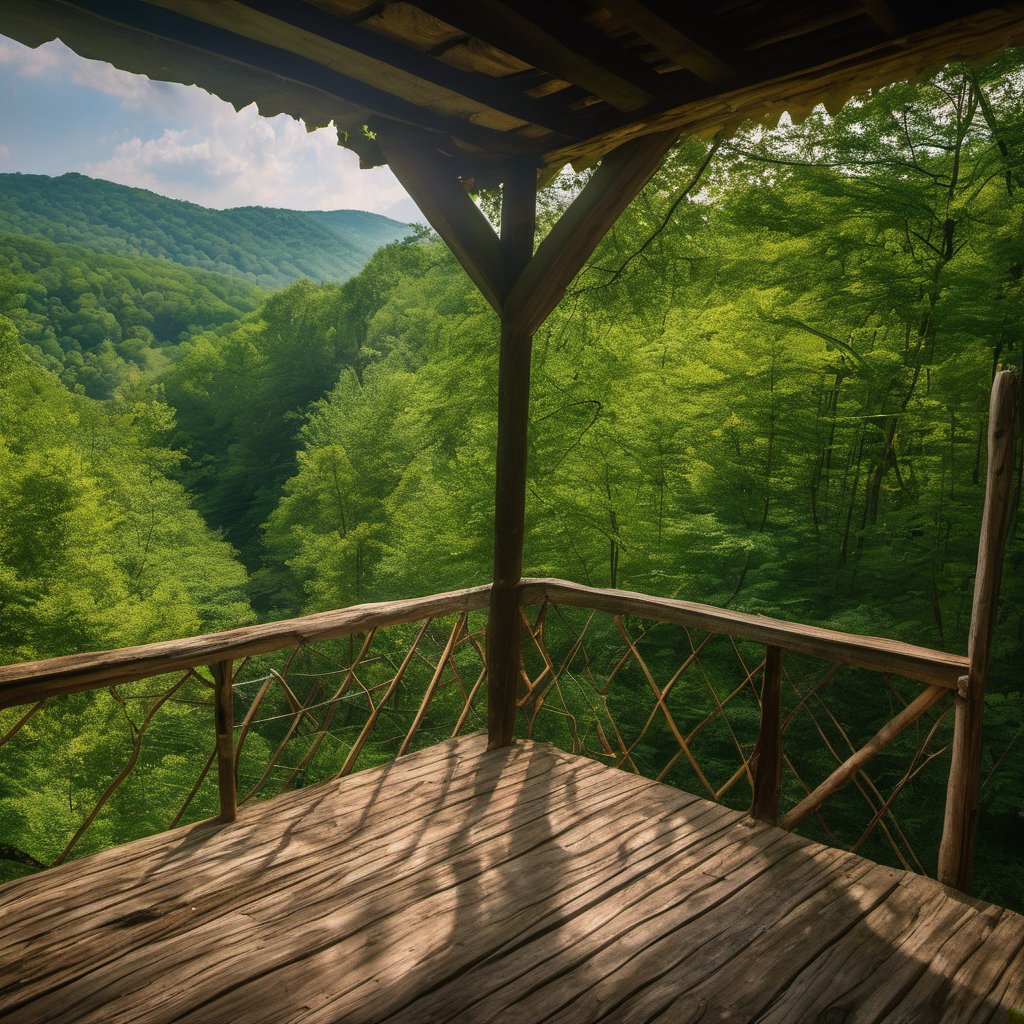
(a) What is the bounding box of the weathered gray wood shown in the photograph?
[939,369,1019,892]
[487,161,537,749]
[519,578,969,686]
[0,584,491,709]
[750,644,783,824]
[211,659,236,823]
[0,735,1020,1024]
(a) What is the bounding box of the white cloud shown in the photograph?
[0,144,10,162]
[1,35,421,219]
[0,35,155,108]
[85,106,417,217]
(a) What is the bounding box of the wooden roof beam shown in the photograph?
[413,0,659,112]
[539,5,1024,173]
[505,128,679,335]
[377,127,507,313]
[56,0,537,156]
[172,0,585,139]
[597,0,738,87]
[858,1,907,37]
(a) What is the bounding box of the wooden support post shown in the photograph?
[377,128,682,749]
[486,161,537,749]
[938,369,1018,891]
[750,645,782,824]
[212,659,237,822]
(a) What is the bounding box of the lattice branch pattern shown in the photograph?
[518,600,955,877]
[0,595,956,884]
[0,611,487,880]
[231,611,487,803]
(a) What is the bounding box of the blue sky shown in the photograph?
[0,33,421,222]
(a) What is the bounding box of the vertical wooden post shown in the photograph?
[751,645,783,824]
[938,369,1018,890]
[212,659,237,822]
[379,129,679,750]
[486,162,537,749]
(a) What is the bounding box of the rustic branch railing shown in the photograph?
[513,580,961,874]
[0,588,491,874]
[0,577,973,884]
[0,373,1015,892]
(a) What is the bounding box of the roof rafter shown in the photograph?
[597,0,738,87]
[164,0,586,139]
[55,0,542,156]
[412,0,661,112]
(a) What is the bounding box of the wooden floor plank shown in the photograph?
[142,760,680,1023]
[583,858,898,1024]
[1,741,587,1004]
[754,880,973,1022]
[0,734,1020,1024]
[380,804,753,1024]
[11,747,624,1020]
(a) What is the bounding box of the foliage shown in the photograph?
[0,232,262,396]
[162,238,445,575]
[0,172,409,287]
[0,319,252,664]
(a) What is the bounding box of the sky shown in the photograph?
[0,33,422,222]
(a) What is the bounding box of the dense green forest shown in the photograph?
[0,233,263,396]
[0,173,408,287]
[0,55,1022,907]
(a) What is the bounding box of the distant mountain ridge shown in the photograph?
[0,172,410,288]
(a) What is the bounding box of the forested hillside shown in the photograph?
[0,173,409,287]
[0,323,252,663]
[0,233,262,396]
[0,55,1021,907]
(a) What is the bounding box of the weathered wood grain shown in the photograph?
[780,683,949,831]
[211,659,236,823]
[487,160,538,749]
[939,369,1019,890]
[520,578,969,686]
[0,736,1020,1024]
[750,644,782,823]
[0,585,491,708]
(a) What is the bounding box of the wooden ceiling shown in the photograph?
[2,1,1024,185]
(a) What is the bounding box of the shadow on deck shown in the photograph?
[1,735,1022,1023]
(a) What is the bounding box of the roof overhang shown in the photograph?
[2,1,1023,187]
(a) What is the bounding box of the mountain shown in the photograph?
[0,232,264,397]
[0,173,411,288]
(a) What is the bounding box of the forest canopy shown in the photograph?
[0,52,1022,908]
[0,172,409,288]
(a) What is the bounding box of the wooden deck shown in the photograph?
[1,736,1021,1023]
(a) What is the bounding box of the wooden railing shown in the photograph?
[0,372,1016,891]
[0,588,492,874]
[0,575,998,888]
[514,578,964,877]
[0,573,991,888]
